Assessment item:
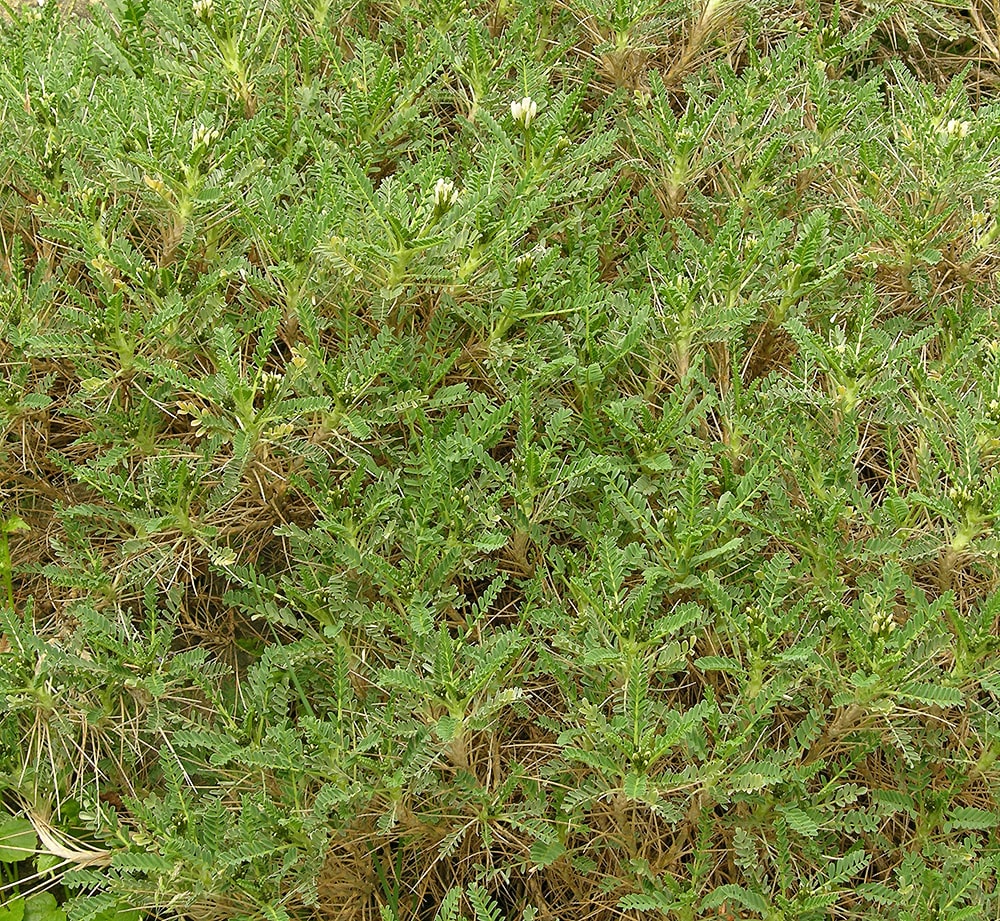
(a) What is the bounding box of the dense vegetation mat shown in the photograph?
[1,0,999,918]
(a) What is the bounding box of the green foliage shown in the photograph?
[0,0,999,918]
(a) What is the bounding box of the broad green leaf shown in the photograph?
[0,818,37,863]
[23,894,65,921]
[0,899,24,921]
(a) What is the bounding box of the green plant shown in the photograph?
[1,0,999,918]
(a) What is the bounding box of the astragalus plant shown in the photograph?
[0,0,999,919]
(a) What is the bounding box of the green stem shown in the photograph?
[0,529,14,612]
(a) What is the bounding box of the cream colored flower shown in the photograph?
[944,118,971,139]
[510,96,538,128]
[191,124,221,151]
[433,177,459,208]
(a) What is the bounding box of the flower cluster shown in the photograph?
[861,593,896,637]
[948,483,977,508]
[433,178,460,209]
[510,96,538,128]
[745,604,765,636]
[870,608,896,637]
[941,118,971,140]
[515,240,549,271]
[260,371,284,400]
[192,0,213,21]
[192,124,221,151]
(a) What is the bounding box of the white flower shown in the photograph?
[516,240,548,269]
[433,177,459,209]
[192,0,213,20]
[870,609,896,636]
[944,118,971,139]
[864,594,896,637]
[191,124,221,151]
[510,96,538,128]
